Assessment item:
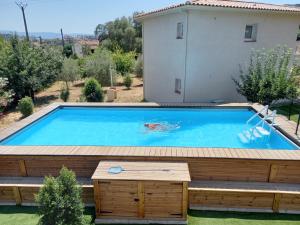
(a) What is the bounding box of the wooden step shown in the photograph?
[189,180,300,214]
[0,177,94,206]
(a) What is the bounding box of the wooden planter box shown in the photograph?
[92,161,190,224]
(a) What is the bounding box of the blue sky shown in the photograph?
[0,0,298,34]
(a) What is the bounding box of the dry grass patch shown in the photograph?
[0,77,143,130]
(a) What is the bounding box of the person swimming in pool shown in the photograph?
[144,123,163,130]
[144,123,180,131]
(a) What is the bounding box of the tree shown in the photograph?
[35,167,85,225]
[63,44,73,58]
[84,47,116,86]
[94,13,142,53]
[233,46,298,105]
[94,24,108,41]
[59,58,80,88]
[112,49,135,75]
[133,11,143,38]
[0,35,63,101]
[0,77,14,113]
[135,54,143,77]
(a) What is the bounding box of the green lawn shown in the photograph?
[1,207,300,225]
[271,104,300,123]
[0,206,94,225]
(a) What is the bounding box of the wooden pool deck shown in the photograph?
[0,102,299,161]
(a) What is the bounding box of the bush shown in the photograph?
[35,167,85,225]
[82,78,103,102]
[123,75,133,89]
[112,49,135,75]
[84,48,116,86]
[18,97,34,117]
[233,46,298,105]
[135,54,143,77]
[60,87,70,102]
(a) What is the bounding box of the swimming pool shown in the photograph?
[0,107,298,150]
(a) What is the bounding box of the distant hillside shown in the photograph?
[0,30,94,39]
[285,4,300,7]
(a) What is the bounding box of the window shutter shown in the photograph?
[252,24,258,41]
[177,22,183,39]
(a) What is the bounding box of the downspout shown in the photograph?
[142,22,146,101]
[183,9,189,103]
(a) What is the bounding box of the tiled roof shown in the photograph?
[135,0,300,19]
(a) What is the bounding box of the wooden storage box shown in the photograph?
[92,161,191,224]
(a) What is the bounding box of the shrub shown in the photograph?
[82,78,103,102]
[135,54,143,77]
[18,97,34,117]
[35,167,85,225]
[60,87,70,102]
[123,75,133,89]
[84,48,116,86]
[112,49,135,75]
[233,46,298,105]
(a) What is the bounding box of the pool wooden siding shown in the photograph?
[0,155,300,184]
[0,177,94,206]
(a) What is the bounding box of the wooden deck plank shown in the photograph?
[91,161,191,182]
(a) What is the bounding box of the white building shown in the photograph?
[135,0,300,103]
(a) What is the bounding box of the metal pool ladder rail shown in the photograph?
[239,106,277,144]
[247,105,269,124]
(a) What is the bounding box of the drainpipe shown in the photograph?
[142,22,146,101]
[183,9,189,103]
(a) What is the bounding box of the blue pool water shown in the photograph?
[0,107,298,150]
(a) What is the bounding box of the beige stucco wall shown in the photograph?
[142,8,300,103]
[143,13,187,102]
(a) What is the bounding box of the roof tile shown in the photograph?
[135,0,300,19]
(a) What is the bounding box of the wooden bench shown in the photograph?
[189,180,300,214]
[0,177,94,206]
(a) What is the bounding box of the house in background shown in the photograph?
[135,0,300,103]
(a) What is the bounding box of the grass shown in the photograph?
[1,207,300,225]
[271,104,300,123]
[189,210,300,225]
[0,206,94,225]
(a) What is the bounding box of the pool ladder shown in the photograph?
[238,106,277,144]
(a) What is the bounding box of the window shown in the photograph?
[297,25,300,41]
[244,24,257,42]
[176,22,184,39]
[175,78,181,94]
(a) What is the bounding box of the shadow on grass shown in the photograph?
[35,95,58,107]
[133,83,143,88]
[0,206,37,215]
[189,210,300,222]
[73,82,85,88]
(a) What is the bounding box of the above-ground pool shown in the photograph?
[0,107,298,150]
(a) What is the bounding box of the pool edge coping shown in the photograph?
[0,102,300,161]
